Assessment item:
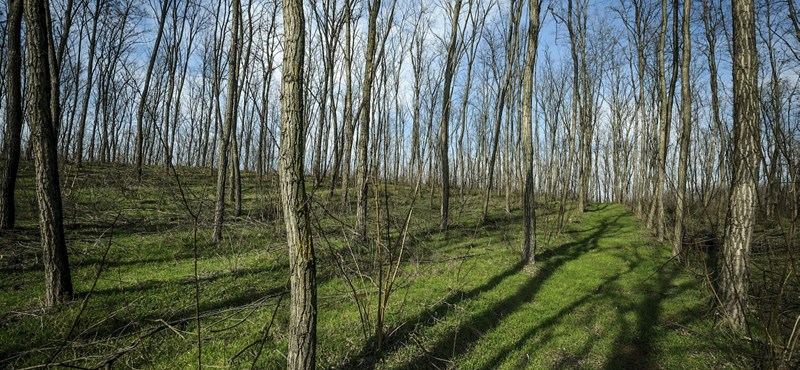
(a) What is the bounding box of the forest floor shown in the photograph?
[0,162,748,369]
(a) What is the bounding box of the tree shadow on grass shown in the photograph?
[480,239,690,369]
[338,212,624,369]
[602,248,686,370]
[587,203,610,213]
[336,260,527,369]
[480,271,625,370]
[85,262,289,297]
[396,214,624,369]
[0,280,288,368]
[1,258,301,367]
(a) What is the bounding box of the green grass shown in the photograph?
[0,162,746,368]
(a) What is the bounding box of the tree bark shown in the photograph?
[634,0,648,218]
[212,0,242,244]
[522,0,541,265]
[73,0,102,166]
[701,0,727,225]
[356,0,381,241]
[720,0,759,332]
[650,0,679,241]
[25,0,74,307]
[339,0,354,206]
[134,0,171,181]
[439,0,463,231]
[673,0,691,259]
[480,0,522,223]
[280,0,317,367]
[0,0,24,230]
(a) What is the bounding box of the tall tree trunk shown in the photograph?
[409,13,424,182]
[650,0,667,238]
[439,0,463,231]
[161,1,179,171]
[651,0,679,241]
[634,0,647,218]
[356,0,381,240]
[760,1,782,219]
[339,0,354,206]
[673,0,691,260]
[44,1,61,136]
[212,0,242,244]
[560,0,584,221]
[74,0,102,166]
[281,0,316,367]
[134,0,171,181]
[0,0,23,230]
[231,5,253,218]
[701,0,726,226]
[522,0,541,265]
[25,0,74,307]
[719,0,759,332]
[481,0,522,223]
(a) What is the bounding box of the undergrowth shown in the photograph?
[0,162,746,369]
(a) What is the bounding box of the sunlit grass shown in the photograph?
[0,162,746,368]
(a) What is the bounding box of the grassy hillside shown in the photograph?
[0,162,746,368]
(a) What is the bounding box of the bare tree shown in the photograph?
[521,0,542,264]
[356,0,381,240]
[311,0,346,188]
[281,0,317,366]
[408,5,428,182]
[673,0,691,259]
[134,0,171,181]
[73,0,103,166]
[480,0,522,223]
[700,0,727,224]
[614,0,655,218]
[438,0,464,231]
[719,0,759,332]
[0,0,23,230]
[25,0,74,307]
[648,0,679,241]
[212,0,242,244]
[339,0,355,205]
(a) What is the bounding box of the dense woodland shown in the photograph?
[0,0,799,368]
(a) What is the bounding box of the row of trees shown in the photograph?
[0,0,794,367]
[0,0,793,233]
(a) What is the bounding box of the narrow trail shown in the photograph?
[385,203,737,369]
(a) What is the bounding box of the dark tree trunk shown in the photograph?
[212,0,242,244]
[25,0,74,307]
[673,0,691,260]
[521,0,541,264]
[0,0,24,230]
[134,0,170,181]
[439,0,462,231]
